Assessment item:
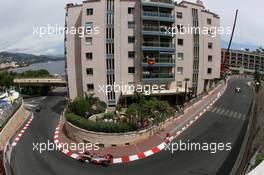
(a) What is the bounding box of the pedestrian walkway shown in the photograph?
[208,107,246,121]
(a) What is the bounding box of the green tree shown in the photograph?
[69,97,92,118]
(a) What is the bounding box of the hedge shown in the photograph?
[66,113,137,133]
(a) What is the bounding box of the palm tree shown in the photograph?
[184,78,190,103]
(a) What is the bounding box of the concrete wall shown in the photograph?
[64,120,164,147]
[0,102,30,150]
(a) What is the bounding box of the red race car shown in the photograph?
[78,152,113,166]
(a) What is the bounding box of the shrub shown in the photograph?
[66,113,136,133]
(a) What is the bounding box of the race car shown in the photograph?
[235,87,241,93]
[78,152,113,166]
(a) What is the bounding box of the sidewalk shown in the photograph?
[57,81,227,160]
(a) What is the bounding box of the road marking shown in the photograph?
[129,155,139,161]
[215,108,222,114]
[242,114,246,121]
[229,111,234,117]
[12,114,34,147]
[237,113,242,120]
[233,112,238,118]
[144,150,154,157]
[211,107,217,113]
[224,109,230,116]
[220,109,226,115]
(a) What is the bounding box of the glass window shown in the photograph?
[128,36,135,43]
[177,67,183,74]
[207,18,212,25]
[128,51,135,58]
[86,68,93,75]
[128,67,135,73]
[86,8,93,15]
[87,84,94,91]
[85,37,92,45]
[128,21,135,28]
[177,12,183,19]
[86,52,93,60]
[207,68,212,74]
[177,53,184,60]
[208,55,213,62]
[128,7,135,14]
[178,39,184,46]
[208,43,213,49]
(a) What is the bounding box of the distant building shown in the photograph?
[221,48,264,74]
[0,61,18,69]
[65,0,221,107]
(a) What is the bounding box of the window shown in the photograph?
[86,8,93,15]
[177,67,183,74]
[85,22,93,33]
[207,18,212,25]
[128,51,135,58]
[86,52,93,60]
[85,37,92,45]
[176,12,183,19]
[208,55,213,62]
[207,68,212,74]
[128,67,135,73]
[128,7,135,14]
[177,25,184,32]
[106,28,114,39]
[86,68,93,75]
[106,43,114,54]
[87,84,94,91]
[177,81,183,88]
[178,39,184,46]
[208,43,213,49]
[107,13,114,25]
[177,53,184,60]
[128,21,135,28]
[128,36,135,43]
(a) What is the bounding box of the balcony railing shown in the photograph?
[142,11,174,20]
[143,42,175,48]
[142,57,175,63]
[143,26,170,32]
[142,73,174,79]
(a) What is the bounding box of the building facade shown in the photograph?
[65,0,221,107]
[221,48,264,75]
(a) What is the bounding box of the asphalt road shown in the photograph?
[9,78,254,175]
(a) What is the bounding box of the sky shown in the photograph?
[0,0,262,55]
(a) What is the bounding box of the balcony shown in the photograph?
[141,0,175,9]
[142,57,175,67]
[142,11,175,22]
[142,42,175,52]
[142,72,175,83]
[142,26,172,36]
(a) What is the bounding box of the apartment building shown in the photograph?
[221,48,264,75]
[65,0,221,107]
